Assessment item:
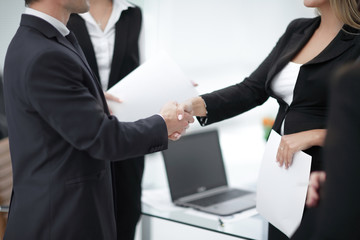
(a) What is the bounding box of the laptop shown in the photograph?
[162,129,256,216]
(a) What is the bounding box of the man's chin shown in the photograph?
[78,5,90,14]
[75,1,90,14]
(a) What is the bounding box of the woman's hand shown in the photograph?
[104,92,122,115]
[277,129,326,169]
[104,92,122,103]
[306,171,326,207]
[190,80,199,87]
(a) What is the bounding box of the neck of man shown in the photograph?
[29,0,90,25]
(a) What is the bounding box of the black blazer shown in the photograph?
[292,63,360,239]
[3,14,167,240]
[67,7,142,89]
[201,17,360,171]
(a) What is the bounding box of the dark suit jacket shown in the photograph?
[3,14,167,240]
[0,73,7,139]
[201,17,360,171]
[292,63,360,240]
[67,7,144,240]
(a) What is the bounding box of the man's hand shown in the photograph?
[306,171,326,207]
[160,101,194,141]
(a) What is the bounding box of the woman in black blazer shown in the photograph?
[184,0,360,239]
[67,1,144,240]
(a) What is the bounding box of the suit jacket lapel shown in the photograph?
[266,18,320,89]
[67,14,101,81]
[21,15,90,71]
[20,15,108,112]
[108,11,129,89]
[56,35,105,99]
[306,25,357,65]
[265,18,358,93]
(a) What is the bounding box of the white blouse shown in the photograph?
[271,61,302,134]
[79,0,134,91]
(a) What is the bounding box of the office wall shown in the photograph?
[0,1,314,78]
[134,0,315,190]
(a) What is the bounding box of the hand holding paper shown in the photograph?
[106,51,198,122]
[256,130,312,238]
[276,129,326,169]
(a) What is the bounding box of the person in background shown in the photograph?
[291,62,360,239]
[2,0,193,238]
[182,0,360,239]
[67,1,145,239]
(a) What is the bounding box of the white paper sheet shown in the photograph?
[106,52,198,122]
[256,130,312,237]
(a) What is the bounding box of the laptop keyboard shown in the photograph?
[187,189,250,207]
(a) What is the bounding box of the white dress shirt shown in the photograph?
[79,0,138,90]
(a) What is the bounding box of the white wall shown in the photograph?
[134,0,315,191]
[0,0,24,73]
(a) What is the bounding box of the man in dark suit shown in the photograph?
[291,63,360,239]
[2,0,193,239]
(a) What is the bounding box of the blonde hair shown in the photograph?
[330,0,360,29]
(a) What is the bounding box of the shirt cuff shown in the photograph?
[197,116,208,126]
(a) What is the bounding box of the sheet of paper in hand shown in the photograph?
[107,51,198,122]
[256,130,312,237]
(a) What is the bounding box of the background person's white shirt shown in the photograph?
[80,0,144,91]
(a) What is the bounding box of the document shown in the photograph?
[256,130,312,237]
[106,52,198,122]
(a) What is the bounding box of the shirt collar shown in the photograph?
[24,7,70,36]
[79,0,134,32]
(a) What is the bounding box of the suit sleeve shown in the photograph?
[201,18,305,125]
[25,48,168,161]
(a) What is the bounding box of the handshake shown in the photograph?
[159,97,207,141]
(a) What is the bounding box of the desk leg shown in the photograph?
[141,215,152,240]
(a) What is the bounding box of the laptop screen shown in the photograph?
[162,130,228,201]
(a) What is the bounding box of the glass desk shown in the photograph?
[141,196,268,240]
